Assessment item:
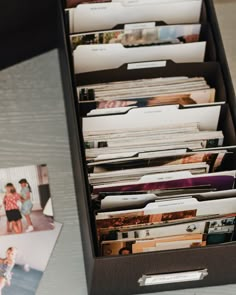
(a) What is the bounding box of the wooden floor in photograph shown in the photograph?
[0,211,54,236]
[3,265,42,295]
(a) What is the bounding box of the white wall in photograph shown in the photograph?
[0,223,61,271]
[0,165,42,213]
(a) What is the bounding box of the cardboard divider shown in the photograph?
[69,1,203,34]
[72,24,214,74]
[77,61,226,100]
[76,61,223,89]
[70,22,216,61]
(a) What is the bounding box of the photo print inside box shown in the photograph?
[0,222,62,295]
[0,164,54,236]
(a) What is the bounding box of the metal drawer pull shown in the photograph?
[138,269,208,286]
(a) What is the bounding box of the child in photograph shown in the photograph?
[0,247,17,294]
[3,184,22,234]
[19,179,34,233]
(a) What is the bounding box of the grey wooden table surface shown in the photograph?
[0,1,235,294]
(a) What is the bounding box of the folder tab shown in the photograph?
[127,61,167,70]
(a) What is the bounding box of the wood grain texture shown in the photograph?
[0,1,235,294]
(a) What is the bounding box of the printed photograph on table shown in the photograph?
[0,222,62,295]
[0,164,54,236]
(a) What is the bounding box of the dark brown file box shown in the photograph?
[61,1,236,294]
[1,1,236,295]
